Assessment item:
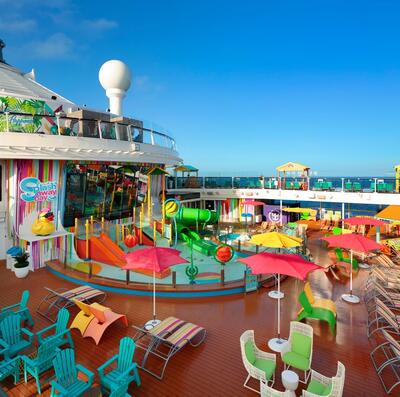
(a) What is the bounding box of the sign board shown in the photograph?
[245,268,258,293]
[19,177,57,202]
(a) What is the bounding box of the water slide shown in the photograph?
[174,207,219,226]
[177,224,217,256]
[76,233,126,267]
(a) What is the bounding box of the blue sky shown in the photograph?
[1,0,400,176]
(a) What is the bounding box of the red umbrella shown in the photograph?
[344,217,388,227]
[321,234,382,303]
[124,247,188,328]
[238,252,320,352]
[243,200,265,206]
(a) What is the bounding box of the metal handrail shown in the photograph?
[0,110,177,151]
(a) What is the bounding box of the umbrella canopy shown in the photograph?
[344,217,388,227]
[321,233,382,253]
[237,252,320,280]
[249,232,302,249]
[243,199,265,206]
[276,162,310,173]
[282,207,316,214]
[123,247,188,271]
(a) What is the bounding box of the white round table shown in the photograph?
[281,370,299,397]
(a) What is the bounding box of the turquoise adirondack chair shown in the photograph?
[1,290,34,327]
[37,308,74,349]
[0,313,34,359]
[98,337,141,396]
[0,356,21,384]
[22,337,60,394]
[50,348,94,397]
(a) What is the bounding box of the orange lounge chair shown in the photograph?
[70,299,109,336]
[82,305,128,345]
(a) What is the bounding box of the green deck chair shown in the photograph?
[0,313,34,359]
[334,248,358,270]
[1,290,34,328]
[352,182,361,191]
[37,308,74,349]
[98,337,141,396]
[50,348,94,397]
[22,337,60,394]
[344,182,352,191]
[297,291,336,335]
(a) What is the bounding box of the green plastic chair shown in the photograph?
[280,321,313,384]
[352,182,361,191]
[0,356,21,384]
[50,348,94,397]
[386,183,394,192]
[0,313,34,359]
[22,337,60,394]
[334,248,358,270]
[98,337,141,396]
[1,290,34,328]
[37,308,74,349]
[297,291,336,335]
[344,182,352,191]
[293,181,301,190]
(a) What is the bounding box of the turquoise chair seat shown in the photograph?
[282,351,310,371]
[0,356,20,384]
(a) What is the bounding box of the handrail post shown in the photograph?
[56,113,61,135]
[5,111,9,132]
[341,177,344,192]
[232,176,234,189]
[150,130,155,145]
[374,178,377,193]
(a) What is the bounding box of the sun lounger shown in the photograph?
[132,317,206,379]
[82,305,128,345]
[36,285,106,322]
[70,299,109,336]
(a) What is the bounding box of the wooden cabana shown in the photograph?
[276,162,310,190]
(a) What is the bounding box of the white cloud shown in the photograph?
[82,18,118,31]
[29,33,74,60]
[0,18,37,32]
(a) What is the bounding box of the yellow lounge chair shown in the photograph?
[304,282,337,315]
[70,299,109,336]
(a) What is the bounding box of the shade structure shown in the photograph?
[249,232,303,299]
[238,252,320,352]
[282,207,316,214]
[249,232,302,249]
[243,199,265,206]
[321,234,382,303]
[276,162,310,173]
[124,247,188,328]
[343,217,388,227]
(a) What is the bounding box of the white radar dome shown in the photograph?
[99,60,132,91]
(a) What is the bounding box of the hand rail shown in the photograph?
[0,110,177,151]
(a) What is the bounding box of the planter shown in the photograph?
[14,267,29,278]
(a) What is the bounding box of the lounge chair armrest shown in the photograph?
[50,380,69,395]
[1,303,19,311]
[76,364,95,384]
[21,328,34,342]
[97,355,118,376]
[37,323,56,342]
[309,369,331,386]
[115,362,139,382]
[0,339,9,350]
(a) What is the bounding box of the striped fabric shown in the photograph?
[150,317,186,338]
[59,286,104,301]
[166,323,204,348]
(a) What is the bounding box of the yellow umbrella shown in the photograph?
[249,232,303,299]
[250,232,303,248]
[282,207,316,214]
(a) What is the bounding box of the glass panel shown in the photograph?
[204,177,232,189]
[131,127,143,142]
[81,119,99,138]
[117,124,130,141]
[175,177,203,188]
[233,177,262,189]
[99,121,116,139]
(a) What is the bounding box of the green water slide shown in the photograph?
[174,207,219,226]
[178,225,217,256]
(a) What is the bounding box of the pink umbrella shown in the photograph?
[321,234,382,303]
[238,252,320,352]
[124,247,188,329]
[343,217,388,267]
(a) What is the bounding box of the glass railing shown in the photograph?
[0,110,177,151]
[168,176,399,194]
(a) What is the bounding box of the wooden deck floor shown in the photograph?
[0,231,389,396]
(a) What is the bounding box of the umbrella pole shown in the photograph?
[341,249,360,303]
[277,273,281,340]
[359,225,370,269]
[153,267,156,320]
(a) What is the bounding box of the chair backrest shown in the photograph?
[335,248,344,260]
[20,290,29,309]
[303,282,315,304]
[288,321,313,360]
[329,361,345,397]
[53,348,78,388]
[90,305,106,324]
[0,314,21,345]
[55,308,70,335]
[117,337,135,372]
[239,330,257,374]
[298,291,313,314]
[35,337,59,369]
[72,299,92,316]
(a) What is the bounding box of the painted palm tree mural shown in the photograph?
[0,96,62,134]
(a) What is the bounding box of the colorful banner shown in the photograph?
[19,177,57,202]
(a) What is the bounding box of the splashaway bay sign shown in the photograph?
[19,177,57,202]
